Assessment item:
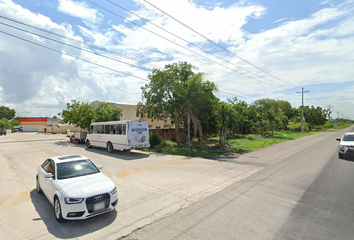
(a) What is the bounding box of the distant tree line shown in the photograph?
[138,61,345,148]
[58,100,122,130]
[0,105,20,129]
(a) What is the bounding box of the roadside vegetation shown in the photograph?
[0,105,21,130]
[139,61,353,158]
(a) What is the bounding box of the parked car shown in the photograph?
[36,155,118,222]
[0,129,7,136]
[336,132,354,160]
[13,126,23,132]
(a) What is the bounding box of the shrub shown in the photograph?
[149,132,162,148]
[288,121,309,131]
[154,140,177,152]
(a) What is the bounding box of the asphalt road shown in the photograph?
[125,126,354,240]
[0,132,260,239]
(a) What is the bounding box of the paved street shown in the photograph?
[0,132,260,239]
[126,127,354,240]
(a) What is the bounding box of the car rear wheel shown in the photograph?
[36,177,42,194]
[54,197,64,222]
[107,142,114,153]
[86,140,92,148]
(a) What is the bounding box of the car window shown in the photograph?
[48,160,55,177]
[41,159,51,172]
[56,159,99,180]
[343,135,354,141]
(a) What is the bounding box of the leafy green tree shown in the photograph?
[11,117,21,127]
[304,106,327,130]
[218,102,238,149]
[0,118,11,129]
[182,73,218,147]
[139,62,192,145]
[58,100,94,130]
[139,61,217,146]
[93,102,122,122]
[0,106,15,119]
[252,99,286,136]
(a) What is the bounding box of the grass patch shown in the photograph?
[145,130,319,159]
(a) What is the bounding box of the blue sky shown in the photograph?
[0,0,353,119]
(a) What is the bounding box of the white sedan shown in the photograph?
[337,132,354,160]
[36,155,118,222]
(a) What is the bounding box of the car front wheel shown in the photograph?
[54,196,64,222]
[36,177,43,194]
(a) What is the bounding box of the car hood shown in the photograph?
[340,141,354,146]
[56,173,115,198]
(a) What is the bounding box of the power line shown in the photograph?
[0,19,256,100]
[0,21,153,72]
[0,14,162,70]
[0,30,149,82]
[106,0,293,90]
[86,0,292,91]
[141,0,297,89]
[297,87,309,133]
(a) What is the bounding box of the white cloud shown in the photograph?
[57,0,103,24]
[1,0,354,119]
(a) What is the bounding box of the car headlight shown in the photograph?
[339,145,349,151]
[110,187,117,195]
[65,197,84,204]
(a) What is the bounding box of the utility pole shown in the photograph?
[297,88,309,133]
[337,111,340,119]
[342,113,344,119]
[327,105,333,124]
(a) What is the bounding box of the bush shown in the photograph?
[149,132,162,149]
[155,140,176,151]
[288,121,309,131]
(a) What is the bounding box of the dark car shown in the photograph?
[0,129,7,136]
[337,133,354,160]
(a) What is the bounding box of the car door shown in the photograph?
[38,159,51,194]
[41,160,57,205]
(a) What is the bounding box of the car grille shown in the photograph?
[86,193,110,213]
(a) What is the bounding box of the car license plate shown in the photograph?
[93,201,105,212]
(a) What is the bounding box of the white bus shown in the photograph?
[85,120,150,152]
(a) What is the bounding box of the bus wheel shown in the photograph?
[107,142,114,153]
[86,140,92,148]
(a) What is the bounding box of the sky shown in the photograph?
[0,0,353,119]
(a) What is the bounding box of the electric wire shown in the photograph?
[106,0,292,90]
[86,0,291,91]
[0,27,256,101]
[0,20,254,99]
[142,0,297,89]
[0,15,162,70]
[0,30,149,82]
[0,21,153,72]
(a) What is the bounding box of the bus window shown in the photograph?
[122,124,126,135]
[110,125,116,134]
[96,125,104,134]
[90,125,93,134]
[104,125,110,134]
[117,124,122,135]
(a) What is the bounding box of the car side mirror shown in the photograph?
[336,138,341,141]
[44,173,53,178]
[98,165,103,170]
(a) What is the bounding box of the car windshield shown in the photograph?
[343,135,354,141]
[57,159,99,180]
